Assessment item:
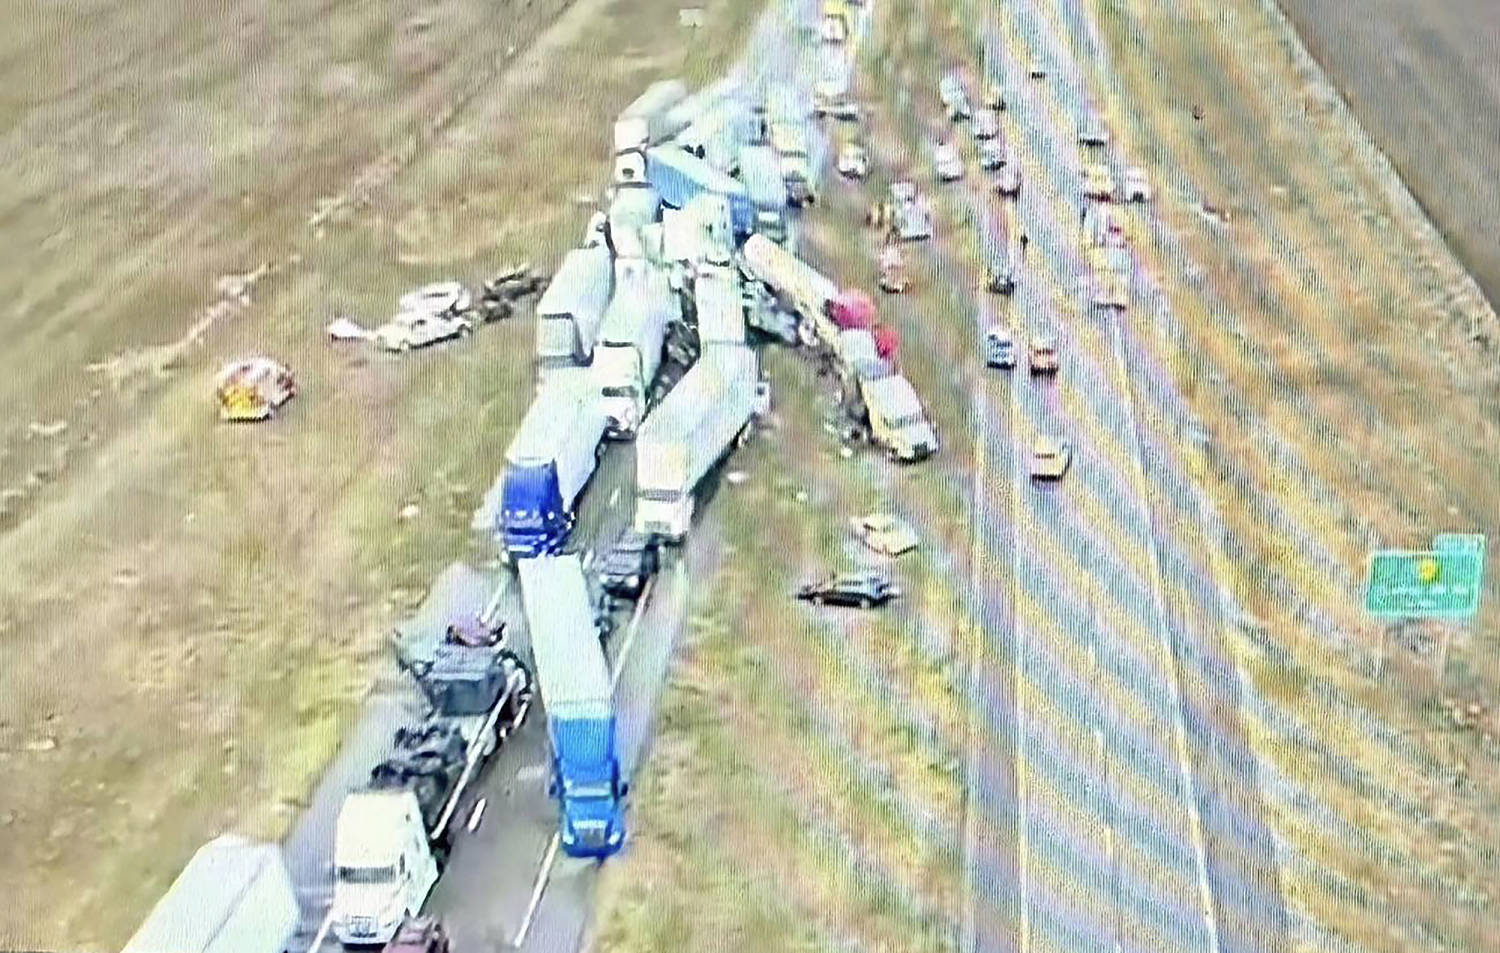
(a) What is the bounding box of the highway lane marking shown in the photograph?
[467,798,488,833]
[1105,265,1222,953]
[513,832,561,948]
[608,486,621,507]
[308,907,335,953]
[610,568,663,689]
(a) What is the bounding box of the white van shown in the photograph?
[330,791,441,947]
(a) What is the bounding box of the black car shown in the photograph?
[796,572,899,608]
[599,531,662,600]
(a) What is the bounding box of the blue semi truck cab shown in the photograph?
[548,706,627,855]
[499,370,608,557]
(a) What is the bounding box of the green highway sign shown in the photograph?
[1366,549,1483,618]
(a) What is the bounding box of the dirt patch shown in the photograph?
[1273,0,1500,313]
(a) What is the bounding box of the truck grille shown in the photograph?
[348,917,377,936]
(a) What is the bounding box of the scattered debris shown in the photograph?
[679,7,705,28]
[27,420,68,439]
[794,490,809,503]
[24,736,58,753]
[326,317,373,341]
[726,470,748,485]
[399,503,421,521]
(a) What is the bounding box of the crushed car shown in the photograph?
[214,357,297,422]
[850,513,919,556]
[374,310,474,352]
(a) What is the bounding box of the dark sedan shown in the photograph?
[796,572,899,608]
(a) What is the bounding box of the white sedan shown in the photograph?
[934,143,965,182]
[837,142,870,179]
[374,311,474,351]
[398,281,471,317]
[1030,437,1073,481]
[1123,166,1152,202]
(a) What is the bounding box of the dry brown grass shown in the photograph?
[1073,0,1500,949]
[0,0,766,947]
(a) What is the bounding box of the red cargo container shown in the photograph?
[872,324,899,361]
[827,289,876,330]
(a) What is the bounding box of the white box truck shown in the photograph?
[613,79,690,182]
[123,836,298,953]
[860,373,938,462]
[535,245,615,379]
[593,261,677,439]
[634,344,759,541]
[330,790,440,947]
[693,264,746,345]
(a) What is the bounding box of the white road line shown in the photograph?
[1107,317,1221,953]
[468,798,488,833]
[608,486,621,507]
[610,570,662,689]
[513,832,561,948]
[308,907,335,953]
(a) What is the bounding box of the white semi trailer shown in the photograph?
[534,245,615,380]
[634,344,759,541]
[739,233,839,345]
[693,263,746,345]
[122,835,298,953]
[593,261,677,439]
[614,79,691,183]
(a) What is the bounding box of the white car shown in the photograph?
[850,513,920,556]
[1123,166,1152,202]
[374,310,474,351]
[1030,436,1073,481]
[1077,114,1110,147]
[934,143,964,182]
[978,139,1006,171]
[398,281,471,317]
[994,164,1021,197]
[1028,60,1047,79]
[971,109,1000,140]
[1082,163,1116,200]
[837,142,870,179]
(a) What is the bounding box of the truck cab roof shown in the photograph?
[336,791,417,865]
